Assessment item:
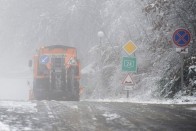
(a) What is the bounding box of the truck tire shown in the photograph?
[33,78,50,100]
[67,66,80,101]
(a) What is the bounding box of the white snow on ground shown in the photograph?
[83,85,196,105]
[187,107,196,111]
[43,100,55,119]
[0,122,10,131]
[69,105,78,110]
[172,91,196,104]
[60,101,79,110]
[0,101,37,131]
[66,104,79,111]
[0,101,37,113]
[85,96,196,105]
[102,112,120,120]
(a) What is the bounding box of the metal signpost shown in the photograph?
[122,40,137,98]
[172,29,191,90]
[98,31,104,99]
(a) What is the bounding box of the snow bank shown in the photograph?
[85,96,196,104]
[187,107,196,111]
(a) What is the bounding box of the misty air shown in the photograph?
[0,0,195,131]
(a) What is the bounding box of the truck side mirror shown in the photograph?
[28,60,32,67]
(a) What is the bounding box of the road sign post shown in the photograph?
[122,40,137,98]
[180,54,184,90]
[127,90,129,98]
[173,29,191,89]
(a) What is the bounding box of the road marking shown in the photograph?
[43,101,55,119]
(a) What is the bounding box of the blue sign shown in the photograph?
[40,55,49,64]
[173,29,191,47]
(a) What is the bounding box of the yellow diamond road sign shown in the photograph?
[123,41,137,55]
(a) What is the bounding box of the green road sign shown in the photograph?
[122,57,137,72]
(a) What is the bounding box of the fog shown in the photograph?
[0,0,195,100]
[0,0,104,100]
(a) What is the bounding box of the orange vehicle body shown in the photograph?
[31,45,80,101]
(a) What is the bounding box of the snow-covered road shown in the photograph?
[0,101,196,131]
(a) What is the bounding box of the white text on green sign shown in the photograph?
[122,57,137,72]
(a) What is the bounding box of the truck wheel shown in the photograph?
[67,66,80,101]
[33,80,43,100]
[33,79,50,100]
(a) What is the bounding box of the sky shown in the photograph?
[0,0,100,100]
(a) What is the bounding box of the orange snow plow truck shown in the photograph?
[28,45,80,101]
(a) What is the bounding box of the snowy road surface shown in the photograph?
[0,101,196,131]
